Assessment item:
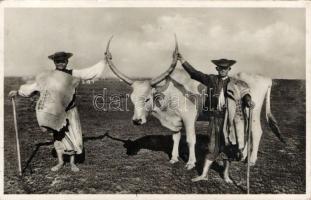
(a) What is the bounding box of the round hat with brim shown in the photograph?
[211,58,236,69]
[48,52,73,61]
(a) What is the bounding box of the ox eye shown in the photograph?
[145,98,150,102]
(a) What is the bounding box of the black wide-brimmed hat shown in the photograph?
[211,58,236,69]
[48,51,73,61]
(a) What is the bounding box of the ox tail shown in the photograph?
[265,84,285,143]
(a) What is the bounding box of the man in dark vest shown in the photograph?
[177,53,253,182]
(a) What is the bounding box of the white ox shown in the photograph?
[232,72,283,164]
[104,38,284,178]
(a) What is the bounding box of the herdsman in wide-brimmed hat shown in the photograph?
[9,51,105,172]
[177,53,254,182]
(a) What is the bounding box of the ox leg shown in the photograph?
[191,159,213,182]
[242,118,262,166]
[170,132,181,164]
[185,125,196,170]
[250,121,262,165]
[223,160,233,183]
[234,118,245,161]
[242,143,248,161]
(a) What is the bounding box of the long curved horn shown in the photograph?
[174,33,179,52]
[105,37,134,85]
[150,35,179,86]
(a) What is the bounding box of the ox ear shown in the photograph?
[151,87,157,100]
[152,89,166,109]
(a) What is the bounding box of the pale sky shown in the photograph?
[4,8,305,79]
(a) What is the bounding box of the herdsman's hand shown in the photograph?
[243,94,255,109]
[105,52,112,60]
[176,53,185,63]
[8,90,18,98]
[249,101,255,109]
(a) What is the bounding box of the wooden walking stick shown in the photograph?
[11,97,22,176]
[247,106,253,194]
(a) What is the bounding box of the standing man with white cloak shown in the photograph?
[9,51,105,172]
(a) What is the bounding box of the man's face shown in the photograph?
[216,67,230,77]
[54,59,68,70]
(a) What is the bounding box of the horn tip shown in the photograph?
[174,33,178,40]
[108,36,113,43]
[106,36,114,52]
[174,34,179,51]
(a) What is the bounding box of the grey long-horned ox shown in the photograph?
[104,37,284,172]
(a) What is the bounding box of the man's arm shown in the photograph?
[178,54,209,85]
[72,60,106,82]
[9,82,39,98]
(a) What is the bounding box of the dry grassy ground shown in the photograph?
[3,78,305,194]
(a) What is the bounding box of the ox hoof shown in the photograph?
[217,160,224,166]
[245,159,256,166]
[250,158,257,166]
[191,176,208,182]
[51,162,64,172]
[244,162,255,166]
[169,159,179,164]
[224,177,233,184]
[243,157,256,166]
[70,164,80,172]
[185,163,195,170]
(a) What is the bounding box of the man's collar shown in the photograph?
[218,76,228,80]
[56,68,72,75]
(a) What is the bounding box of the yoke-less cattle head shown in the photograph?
[105,37,178,125]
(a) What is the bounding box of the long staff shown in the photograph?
[247,107,253,194]
[11,97,22,176]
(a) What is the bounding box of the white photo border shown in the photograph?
[0,1,310,200]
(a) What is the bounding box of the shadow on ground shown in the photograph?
[22,134,108,175]
[106,132,228,176]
